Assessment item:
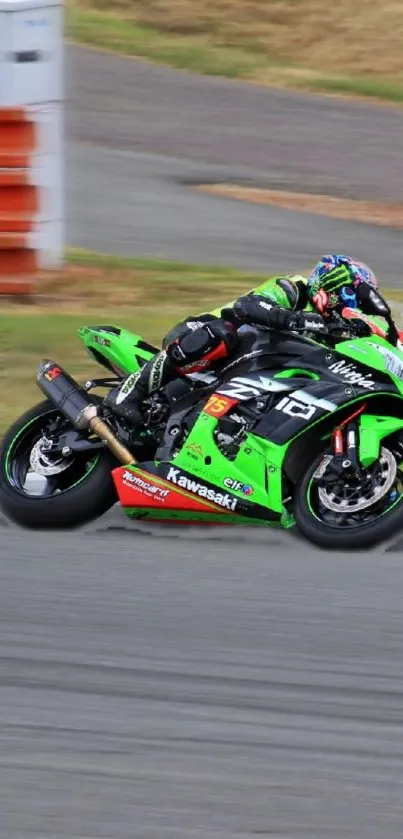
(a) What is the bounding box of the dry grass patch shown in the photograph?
[71,0,403,86]
[198,185,403,230]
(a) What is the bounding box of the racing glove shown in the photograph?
[285,311,327,332]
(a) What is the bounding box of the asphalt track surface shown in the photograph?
[66,45,403,283]
[2,511,403,838]
[3,45,403,837]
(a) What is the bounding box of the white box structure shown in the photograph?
[0,0,63,293]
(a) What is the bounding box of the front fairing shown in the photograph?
[334,334,403,396]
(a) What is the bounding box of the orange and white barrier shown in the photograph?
[0,0,63,296]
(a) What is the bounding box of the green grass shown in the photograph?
[65,248,261,277]
[66,6,403,104]
[65,249,403,302]
[306,75,403,104]
[0,313,105,433]
[65,8,267,78]
[1,248,402,434]
[60,248,266,313]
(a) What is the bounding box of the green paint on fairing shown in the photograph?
[358,415,403,468]
[169,410,291,522]
[274,368,320,381]
[77,325,156,376]
[335,334,403,395]
[77,321,403,529]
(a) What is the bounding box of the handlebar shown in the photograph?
[297,316,401,348]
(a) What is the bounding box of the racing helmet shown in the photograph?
[306,254,379,315]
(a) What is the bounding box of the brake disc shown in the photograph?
[29,438,73,477]
[317,447,397,514]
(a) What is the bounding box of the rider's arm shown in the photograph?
[222,286,324,333]
[221,276,311,328]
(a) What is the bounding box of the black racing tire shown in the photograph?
[0,400,118,529]
[295,449,403,551]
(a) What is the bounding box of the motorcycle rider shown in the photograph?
[106,254,387,426]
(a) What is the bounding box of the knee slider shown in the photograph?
[167,320,238,369]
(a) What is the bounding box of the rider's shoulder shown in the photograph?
[253,274,307,308]
[254,273,307,291]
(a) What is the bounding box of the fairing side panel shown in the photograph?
[77,325,157,375]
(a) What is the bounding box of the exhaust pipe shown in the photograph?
[37,360,136,465]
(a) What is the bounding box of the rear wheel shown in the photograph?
[0,400,118,529]
[295,444,403,549]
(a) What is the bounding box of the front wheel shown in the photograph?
[0,400,118,529]
[295,445,403,550]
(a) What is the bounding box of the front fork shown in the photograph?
[329,406,403,477]
[327,404,367,479]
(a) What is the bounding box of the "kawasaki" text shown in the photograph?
[167,468,238,510]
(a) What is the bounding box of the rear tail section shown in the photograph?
[77,325,157,376]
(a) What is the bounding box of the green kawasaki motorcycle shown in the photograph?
[1,286,403,549]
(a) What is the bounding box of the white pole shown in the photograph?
[0,0,64,294]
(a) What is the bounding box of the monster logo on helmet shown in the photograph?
[307,254,379,315]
